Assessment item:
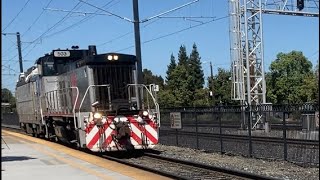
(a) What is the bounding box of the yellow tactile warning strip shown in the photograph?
[23,139,117,179]
[2,130,171,180]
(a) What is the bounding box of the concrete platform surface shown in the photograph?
[1,130,169,180]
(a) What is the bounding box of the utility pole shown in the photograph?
[210,61,214,105]
[132,0,143,109]
[2,32,23,73]
[17,32,23,73]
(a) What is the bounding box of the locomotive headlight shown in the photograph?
[142,111,149,117]
[107,55,113,60]
[113,55,119,60]
[93,112,102,119]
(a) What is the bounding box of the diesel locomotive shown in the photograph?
[15,45,160,152]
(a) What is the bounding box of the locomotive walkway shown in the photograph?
[1,130,169,180]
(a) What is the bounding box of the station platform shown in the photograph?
[1,130,169,180]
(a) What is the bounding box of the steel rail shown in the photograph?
[142,152,279,180]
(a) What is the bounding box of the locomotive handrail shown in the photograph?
[77,84,111,130]
[71,87,79,129]
[127,84,161,127]
[44,87,79,129]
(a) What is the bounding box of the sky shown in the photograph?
[1,0,319,93]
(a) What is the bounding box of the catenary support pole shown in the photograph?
[132,0,143,109]
[17,32,23,73]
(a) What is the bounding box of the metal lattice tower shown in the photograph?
[229,0,319,129]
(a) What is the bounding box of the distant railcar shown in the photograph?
[15,45,160,152]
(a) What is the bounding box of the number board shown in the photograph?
[54,51,71,57]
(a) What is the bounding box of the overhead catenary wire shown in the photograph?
[2,65,19,73]
[43,8,113,16]
[2,0,32,32]
[21,0,202,58]
[79,0,133,23]
[141,0,200,23]
[97,31,133,47]
[20,1,83,60]
[42,0,118,39]
[4,0,118,71]
[96,0,202,48]
[22,0,54,37]
[3,1,82,67]
[30,1,83,43]
[2,59,31,62]
[114,15,230,52]
[2,44,16,55]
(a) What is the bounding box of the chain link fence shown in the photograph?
[159,103,319,167]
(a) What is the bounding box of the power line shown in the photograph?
[42,0,118,39]
[43,8,113,16]
[308,50,319,59]
[2,44,16,55]
[2,65,18,73]
[157,16,216,19]
[22,0,53,37]
[2,0,32,32]
[2,1,62,66]
[141,0,200,23]
[79,0,132,22]
[96,1,203,48]
[2,74,17,76]
[32,1,83,42]
[3,1,82,68]
[98,1,216,50]
[2,59,31,62]
[21,1,83,60]
[114,15,230,52]
[97,31,133,47]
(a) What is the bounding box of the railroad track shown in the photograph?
[2,124,277,180]
[100,152,278,180]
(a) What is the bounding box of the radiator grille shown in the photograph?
[92,65,133,110]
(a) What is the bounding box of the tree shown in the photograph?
[165,53,177,89]
[193,88,210,107]
[142,69,164,88]
[158,89,176,108]
[315,62,319,103]
[164,45,192,106]
[177,45,188,66]
[188,43,204,90]
[1,88,16,111]
[208,68,235,105]
[267,51,317,104]
[170,64,192,106]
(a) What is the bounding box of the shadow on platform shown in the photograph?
[2,156,36,162]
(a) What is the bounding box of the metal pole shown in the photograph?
[283,111,287,161]
[132,0,142,109]
[210,62,214,105]
[17,32,23,73]
[219,107,223,154]
[247,106,252,158]
[195,108,199,149]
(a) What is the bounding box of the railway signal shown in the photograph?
[297,0,304,11]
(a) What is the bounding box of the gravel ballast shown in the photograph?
[154,144,319,180]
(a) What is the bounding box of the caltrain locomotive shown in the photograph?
[15,45,160,152]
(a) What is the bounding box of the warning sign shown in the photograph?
[170,112,182,129]
[316,111,319,128]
